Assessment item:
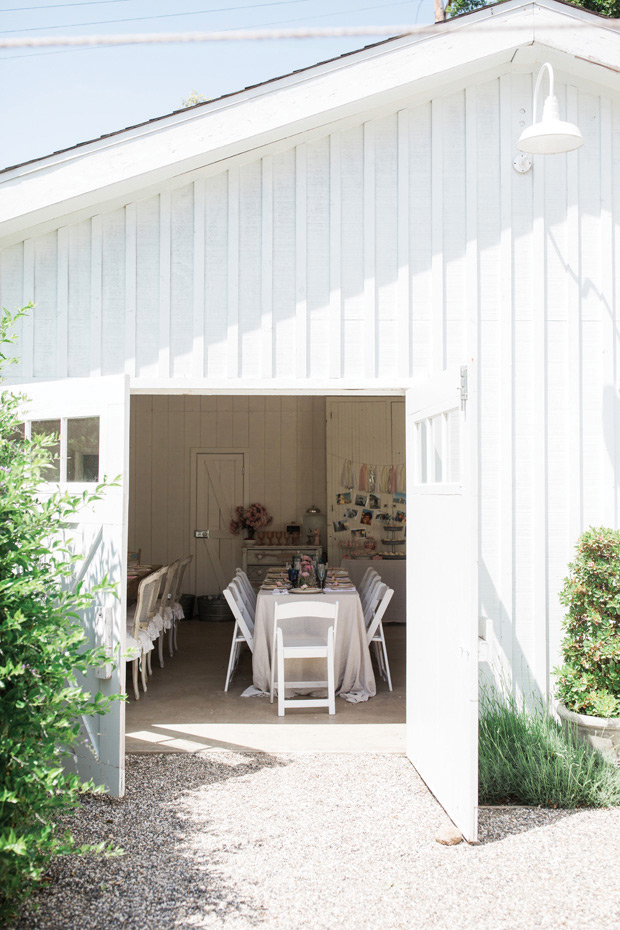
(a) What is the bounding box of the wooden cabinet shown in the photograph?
[242,545,322,588]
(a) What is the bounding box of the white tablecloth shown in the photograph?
[248,590,376,702]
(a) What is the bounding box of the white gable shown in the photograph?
[1,0,619,243]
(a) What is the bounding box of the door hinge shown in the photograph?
[460,366,468,409]
[194,530,210,538]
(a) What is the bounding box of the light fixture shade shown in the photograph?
[517,94,584,155]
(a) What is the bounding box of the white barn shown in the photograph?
[2,0,619,841]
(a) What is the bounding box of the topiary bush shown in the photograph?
[554,527,620,719]
[0,306,119,924]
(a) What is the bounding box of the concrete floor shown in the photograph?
[125,619,406,754]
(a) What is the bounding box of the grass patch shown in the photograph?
[478,689,620,808]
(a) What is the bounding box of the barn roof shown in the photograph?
[1,0,619,243]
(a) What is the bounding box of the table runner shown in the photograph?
[244,590,376,703]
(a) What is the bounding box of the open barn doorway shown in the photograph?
[124,393,407,754]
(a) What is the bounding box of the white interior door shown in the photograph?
[405,365,479,842]
[10,375,129,798]
[194,452,245,595]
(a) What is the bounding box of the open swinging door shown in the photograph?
[405,365,479,842]
[10,375,129,797]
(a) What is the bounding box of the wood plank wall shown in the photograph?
[3,72,620,700]
[128,395,327,593]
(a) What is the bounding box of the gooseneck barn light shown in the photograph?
[517,63,584,155]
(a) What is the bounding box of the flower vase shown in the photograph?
[244,527,255,542]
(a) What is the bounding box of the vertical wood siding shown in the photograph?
[128,395,326,594]
[2,70,619,698]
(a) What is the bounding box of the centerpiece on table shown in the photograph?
[554,526,620,762]
[297,553,318,589]
[229,503,272,541]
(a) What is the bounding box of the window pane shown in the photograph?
[8,422,25,444]
[418,420,428,484]
[67,417,100,482]
[31,419,61,482]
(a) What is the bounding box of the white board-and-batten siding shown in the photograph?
[2,69,620,700]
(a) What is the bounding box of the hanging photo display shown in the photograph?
[334,454,406,557]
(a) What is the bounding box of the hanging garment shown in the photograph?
[380,467,389,493]
[397,463,406,492]
[358,464,368,492]
[389,465,398,494]
[368,466,376,493]
[341,459,354,489]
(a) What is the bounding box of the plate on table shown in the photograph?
[289,587,323,594]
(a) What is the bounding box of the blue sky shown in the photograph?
[0,0,434,170]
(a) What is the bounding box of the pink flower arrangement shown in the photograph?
[229,503,273,535]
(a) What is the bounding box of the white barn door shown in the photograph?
[10,375,129,797]
[405,366,479,842]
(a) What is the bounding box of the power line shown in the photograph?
[0,0,129,10]
[0,0,314,34]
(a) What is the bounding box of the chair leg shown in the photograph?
[132,658,140,701]
[140,652,148,693]
[224,626,239,691]
[270,639,277,703]
[158,630,165,669]
[380,629,393,692]
[173,617,179,652]
[327,628,336,715]
[168,622,174,658]
[277,631,285,716]
[146,648,153,677]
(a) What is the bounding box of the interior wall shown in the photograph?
[326,398,406,564]
[129,394,327,593]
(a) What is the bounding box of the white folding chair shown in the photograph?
[359,568,380,602]
[222,584,255,691]
[230,575,256,623]
[125,567,165,700]
[366,583,394,691]
[169,554,193,656]
[270,601,339,716]
[235,568,257,609]
[358,567,376,596]
[361,574,382,618]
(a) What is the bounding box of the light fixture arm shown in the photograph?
[532,62,554,125]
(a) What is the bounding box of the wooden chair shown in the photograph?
[169,554,193,656]
[222,584,255,691]
[125,567,166,700]
[366,582,394,691]
[270,601,339,716]
[151,561,180,670]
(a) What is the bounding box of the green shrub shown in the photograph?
[554,527,620,718]
[0,306,119,924]
[479,688,620,808]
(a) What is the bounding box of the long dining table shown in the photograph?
[247,582,377,703]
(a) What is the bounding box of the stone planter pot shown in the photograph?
[557,702,620,763]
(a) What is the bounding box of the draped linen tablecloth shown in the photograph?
[246,591,376,703]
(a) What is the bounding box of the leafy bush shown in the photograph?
[0,306,118,923]
[447,0,620,20]
[479,688,620,807]
[554,527,620,718]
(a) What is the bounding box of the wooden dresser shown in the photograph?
[242,545,323,588]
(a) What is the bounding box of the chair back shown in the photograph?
[157,560,180,613]
[223,585,255,651]
[366,584,394,642]
[361,575,382,617]
[274,600,339,645]
[133,567,166,638]
[173,555,193,603]
[229,577,255,628]
[235,568,257,606]
[358,567,375,594]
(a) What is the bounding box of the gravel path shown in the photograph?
[14,752,620,930]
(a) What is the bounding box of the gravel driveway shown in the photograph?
[14,752,620,930]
